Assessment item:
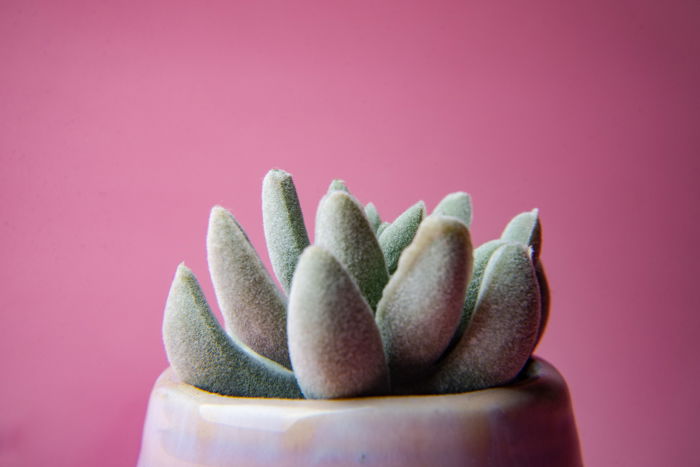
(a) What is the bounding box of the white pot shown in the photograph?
[138,357,581,466]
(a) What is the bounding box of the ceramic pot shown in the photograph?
[138,357,581,466]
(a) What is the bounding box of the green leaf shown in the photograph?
[288,246,389,399]
[262,169,311,293]
[207,206,291,368]
[426,243,540,393]
[327,179,350,194]
[376,216,472,382]
[315,191,389,310]
[501,209,541,259]
[433,192,473,227]
[364,202,382,233]
[444,239,507,354]
[501,208,548,346]
[376,221,390,237]
[534,260,550,347]
[378,201,426,274]
[163,264,302,398]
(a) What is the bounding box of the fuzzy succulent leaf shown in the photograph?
[378,201,426,274]
[433,192,473,227]
[444,238,507,354]
[287,246,390,399]
[534,260,550,347]
[376,221,390,237]
[315,191,389,310]
[262,169,311,293]
[463,239,508,317]
[375,216,473,382]
[163,264,302,398]
[207,206,291,368]
[425,243,540,393]
[501,209,541,259]
[327,179,350,194]
[364,202,382,234]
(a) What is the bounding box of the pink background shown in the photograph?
[1,1,698,465]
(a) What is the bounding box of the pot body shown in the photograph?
[138,357,581,467]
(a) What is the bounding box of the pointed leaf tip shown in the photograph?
[327,179,350,194]
[364,202,382,233]
[315,191,389,310]
[262,169,310,293]
[163,265,302,398]
[378,201,426,274]
[501,209,542,258]
[433,192,473,227]
[207,206,291,368]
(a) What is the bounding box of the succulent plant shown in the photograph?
[162,169,549,399]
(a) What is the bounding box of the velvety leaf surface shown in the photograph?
[327,179,350,193]
[364,202,382,233]
[501,209,541,258]
[378,201,426,274]
[433,192,473,227]
[376,216,472,381]
[262,169,310,293]
[376,221,390,237]
[315,191,389,310]
[444,238,506,354]
[207,206,291,368]
[287,246,389,399]
[163,264,302,398]
[426,243,540,393]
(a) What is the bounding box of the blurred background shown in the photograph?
[1,1,698,465]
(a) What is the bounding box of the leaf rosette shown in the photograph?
[163,169,548,399]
